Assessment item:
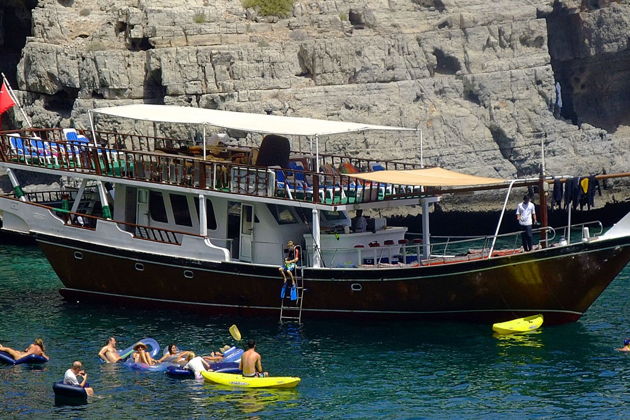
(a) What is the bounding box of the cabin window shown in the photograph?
[267,204,298,225]
[322,210,346,221]
[170,194,192,226]
[193,198,218,230]
[149,191,168,223]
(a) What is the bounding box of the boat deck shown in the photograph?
[0,128,427,207]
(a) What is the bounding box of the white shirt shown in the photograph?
[184,356,207,379]
[64,369,80,386]
[516,202,536,226]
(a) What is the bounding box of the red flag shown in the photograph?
[0,81,16,115]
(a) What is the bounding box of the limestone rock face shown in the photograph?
[1,0,629,191]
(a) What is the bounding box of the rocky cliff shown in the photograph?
[0,0,629,197]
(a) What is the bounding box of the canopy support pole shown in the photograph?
[70,179,88,213]
[199,194,207,237]
[202,126,206,161]
[488,179,516,258]
[418,127,424,169]
[88,110,97,147]
[567,202,572,245]
[311,134,322,268]
[96,180,112,219]
[6,168,25,201]
[420,196,439,260]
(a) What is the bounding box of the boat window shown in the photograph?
[193,198,218,230]
[322,210,347,221]
[149,191,168,223]
[242,205,254,234]
[170,194,192,226]
[267,204,298,225]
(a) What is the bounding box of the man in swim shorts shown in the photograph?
[0,338,49,361]
[64,360,94,396]
[239,339,268,377]
[98,336,122,363]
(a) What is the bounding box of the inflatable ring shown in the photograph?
[0,350,48,365]
[124,359,173,372]
[117,338,160,360]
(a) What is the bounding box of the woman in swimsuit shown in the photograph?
[0,338,49,360]
[132,342,156,365]
[157,344,193,365]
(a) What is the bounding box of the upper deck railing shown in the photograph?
[0,129,428,206]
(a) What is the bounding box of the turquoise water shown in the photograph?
[1,243,629,419]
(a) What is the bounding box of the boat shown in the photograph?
[0,104,629,325]
[201,371,301,388]
[492,314,544,335]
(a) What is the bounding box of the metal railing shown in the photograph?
[0,131,428,206]
[0,195,205,246]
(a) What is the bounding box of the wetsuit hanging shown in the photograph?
[552,178,563,210]
[587,174,601,210]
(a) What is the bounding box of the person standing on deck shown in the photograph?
[351,209,367,233]
[516,195,537,252]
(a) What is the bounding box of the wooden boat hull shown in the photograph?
[37,234,630,325]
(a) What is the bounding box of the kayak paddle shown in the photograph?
[229,324,242,341]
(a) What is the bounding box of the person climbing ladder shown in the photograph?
[279,240,300,301]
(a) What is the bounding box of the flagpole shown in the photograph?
[1,72,32,128]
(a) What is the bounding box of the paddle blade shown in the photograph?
[229,324,242,341]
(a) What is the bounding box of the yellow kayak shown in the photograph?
[201,371,301,388]
[492,314,544,335]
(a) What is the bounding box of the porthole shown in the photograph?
[73,251,83,260]
[351,283,363,292]
[135,262,144,271]
[184,270,194,279]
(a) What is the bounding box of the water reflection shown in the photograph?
[201,384,299,415]
[493,330,544,348]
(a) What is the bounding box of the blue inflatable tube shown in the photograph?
[165,364,241,379]
[221,347,243,363]
[53,381,88,399]
[117,338,160,360]
[210,361,241,373]
[0,350,48,365]
[165,366,195,379]
[124,359,174,372]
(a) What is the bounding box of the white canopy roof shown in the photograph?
[92,104,416,137]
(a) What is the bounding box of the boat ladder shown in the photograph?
[279,265,305,324]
